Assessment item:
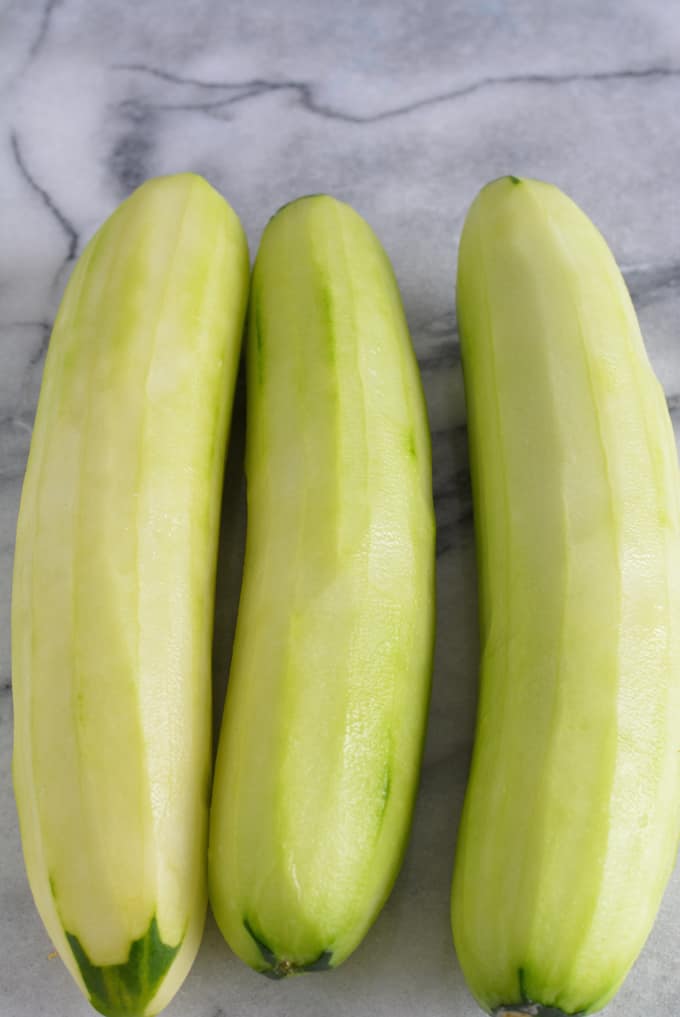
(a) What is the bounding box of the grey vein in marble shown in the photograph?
[113,60,680,124]
[26,0,62,64]
[10,130,79,279]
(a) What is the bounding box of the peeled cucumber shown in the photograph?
[12,174,249,1016]
[451,177,680,1015]
[208,195,436,976]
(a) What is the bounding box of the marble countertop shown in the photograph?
[1,2,679,1015]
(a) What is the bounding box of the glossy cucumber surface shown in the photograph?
[12,173,249,1016]
[451,177,680,1015]
[209,195,436,977]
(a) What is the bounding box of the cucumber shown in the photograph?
[12,174,249,1016]
[208,195,436,976]
[451,177,680,1015]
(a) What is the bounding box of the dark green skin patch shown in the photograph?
[302,950,333,973]
[66,915,180,1017]
[243,917,334,978]
[243,917,277,968]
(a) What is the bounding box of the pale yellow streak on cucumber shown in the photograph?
[134,182,204,946]
[43,212,143,958]
[136,180,244,954]
[139,179,249,1015]
[70,190,168,959]
[13,233,104,996]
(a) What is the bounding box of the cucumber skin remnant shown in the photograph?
[451,176,680,1014]
[209,193,436,977]
[66,916,180,1017]
[12,173,250,1016]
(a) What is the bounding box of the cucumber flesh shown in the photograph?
[451,176,680,1015]
[12,173,249,1016]
[208,194,436,976]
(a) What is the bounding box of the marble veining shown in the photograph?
[110,61,680,125]
[10,129,79,277]
[1,1,679,1015]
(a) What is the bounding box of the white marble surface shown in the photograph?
[1,2,679,1015]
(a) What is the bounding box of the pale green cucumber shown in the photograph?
[12,173,249,1016]
[208,195,436,977]
[451,177,680,1015]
